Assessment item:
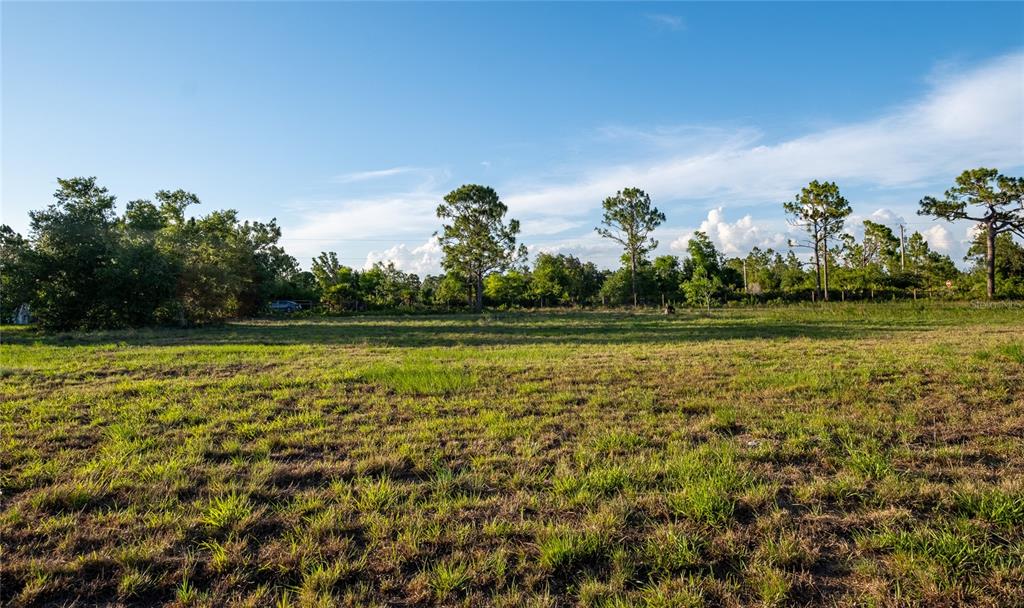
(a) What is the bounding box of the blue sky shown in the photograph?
[3,2,1023,273]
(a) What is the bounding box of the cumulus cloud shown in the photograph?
[922,224,953,252]
[839,207,907,241]
[364,236,443,276]
[867,208,908,226]
[670,207,787,256]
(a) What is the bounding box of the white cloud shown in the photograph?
[867,208,907,226]
[645,13,685,31]
[280,195,439,260]
[331,167,418,184]
[593,125,761,152]
[670,207,787,256]
[281,52,1023,271]
[504,52,1024,216]
[846,208,963,256]
[364,236,443,276]
[519,217,583,236]
[841,207,908,240]
[923,224,953,252]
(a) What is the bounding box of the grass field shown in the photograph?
[2,303,1023,607]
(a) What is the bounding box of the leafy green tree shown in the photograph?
[116,200,179,324]
[362,262,420,308]
[597,267,632,306]
[0,225,34,321]
[27,177,123,329]
[310,252,364,311]
[167,209,291,322]
[234,218,297,316]
[735,247,783,294]
[919,168,1023,299]
[652,255,682,306]
[531,253,570,306]
[433,272,470,308]
[779,250,813,293]
[966,231,1024,298]
[436,185,526,313]
[682,231,721,279]
[595,187,665,307]
[837,221,902,297]
[574,260,604,305]
[16,179,298,328]
[311,252,345,289]
[904,232,955,278]
[784,180,852,301]
[526,253,601,306]
[861,221,902,273]
[333,271,361,310]
[358,265,385,306]
[484,270,531,307]
[420,275,441,304]
[271,270,318,303]
[682,266,722,312]
[903,232,958,295]
[174,210,244,322]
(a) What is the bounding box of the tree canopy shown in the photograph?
[919,168,1024,298]
[436,185,526,312]
[784,180,852,301]
[595,187,665,306]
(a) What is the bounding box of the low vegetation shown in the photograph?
[2,303,1022,606]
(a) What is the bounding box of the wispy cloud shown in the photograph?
[280,194,441,261]
[331,166,418,184]
[282,52,1023,272]
[645,13,685,32]
[505,51,1024,217]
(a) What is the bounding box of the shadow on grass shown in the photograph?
[1,309,929,349]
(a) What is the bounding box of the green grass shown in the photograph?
[1,302,1022,606]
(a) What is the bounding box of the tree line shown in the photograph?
[1,169,1021,329]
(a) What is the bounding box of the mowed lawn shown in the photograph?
[1,304,1023,608]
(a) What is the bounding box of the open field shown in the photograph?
[2,303,1023,607]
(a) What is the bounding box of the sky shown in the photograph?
[3,2,1023,274]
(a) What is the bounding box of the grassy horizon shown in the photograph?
[2,303,1022,607]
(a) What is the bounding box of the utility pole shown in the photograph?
[899,224,906,271]
[742,258,748,294]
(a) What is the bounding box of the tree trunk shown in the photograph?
[812,232,822,301]
[176,300,187,328]
[475,274,484,313]
[986,224,996,299]
[630,251,638,308]
[822,235,830,302]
